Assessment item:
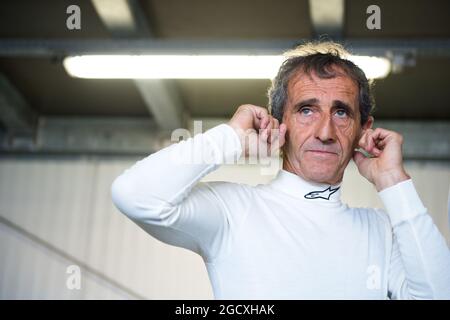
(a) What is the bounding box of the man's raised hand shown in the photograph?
[353,127,410,191]
[228,104,287,158]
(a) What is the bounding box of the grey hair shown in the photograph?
[268,41,375,125]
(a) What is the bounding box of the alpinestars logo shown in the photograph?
[304,186,340,200]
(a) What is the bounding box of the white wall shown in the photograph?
[0,156,449,299]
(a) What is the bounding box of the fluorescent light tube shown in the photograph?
[63,55,391,80]
[347,55,391,79]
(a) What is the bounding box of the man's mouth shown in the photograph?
[307,150,338,155]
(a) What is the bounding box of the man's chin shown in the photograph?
[302,168,340,185]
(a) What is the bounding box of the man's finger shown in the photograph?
[272,118,280,129]
[266,117,276,140]
[353,150,370,174]
[279,124,287,147]
[259,115,270,130]
[269,118,280,143]
[254,106,269,121]
[269,123,287,154]
[358,129,371,149]
[359,130,382,157]
[260,118,272,142]
[367,131,383,156]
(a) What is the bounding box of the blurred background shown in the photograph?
[0,0,449,299]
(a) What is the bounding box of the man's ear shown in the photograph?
[362,116,374,132]
[356,116,374,144]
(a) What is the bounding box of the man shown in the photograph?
[111,41,450,299]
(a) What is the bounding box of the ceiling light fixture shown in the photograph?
[63,54,391,80]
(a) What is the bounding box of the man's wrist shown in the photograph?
[204,124,243,164]
[374,169,411,192]
[378,178,426,226]
[227,123,255,158]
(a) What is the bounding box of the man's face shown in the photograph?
[282,68,373,185]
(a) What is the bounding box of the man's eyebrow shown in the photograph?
[332,100,355,116]
[294,98,319,109]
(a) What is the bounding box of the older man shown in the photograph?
[111,42,450,299]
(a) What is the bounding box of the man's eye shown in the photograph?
[335,109,348,118]
[300,107,313,116]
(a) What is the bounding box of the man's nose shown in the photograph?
[315,114,337,143]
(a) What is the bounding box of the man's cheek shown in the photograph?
[338,126,359,148]
[294,114,317,128]
[337,120,356,135]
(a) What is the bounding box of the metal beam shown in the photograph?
[126,0,153,37]
[91,0,151,37]
[375,121,450,161]
[1,39,450,57]
[134,80,184,130]
[1,117,449,160]
[0,73,37,138]
[91,0,185,130]
[0,116,171,155]
[309,0,344,38]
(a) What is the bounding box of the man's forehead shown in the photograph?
[288,70,358,101]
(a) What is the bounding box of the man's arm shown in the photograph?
[111,104,285,261]
[379,180,450,299]
[354,127,450,299]
[111,123,243,260]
